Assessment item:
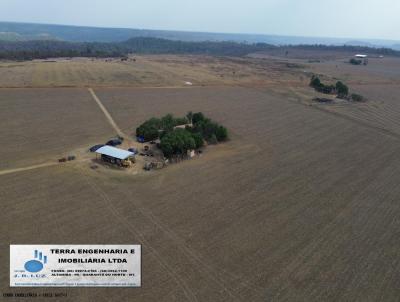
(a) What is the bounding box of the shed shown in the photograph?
[95,146,135,167]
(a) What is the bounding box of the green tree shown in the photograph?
[160,129,196,158]
[136,118,161,141]
[310,75,322,88]
[186,111,193,124]
[349,58,362,65]
[160,114,175,132]
[191,132,204,149]
[174,116,189,126]
[336,81,349,98]
[351,93,364,102]
[208,134,218,145]
[192,112,205,125]
[215,126,228,141]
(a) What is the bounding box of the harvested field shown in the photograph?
[0,88,114,169]
[94,86,273,135]
[288,83,400,139]
[2,84,400,301]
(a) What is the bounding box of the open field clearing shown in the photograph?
[286,83,400,139]
[307,57,400,85]
[2,85,400,301]
[0,88,114,169]
[0,55,305,88]
[250,52,400,85]
[94,86,277,135]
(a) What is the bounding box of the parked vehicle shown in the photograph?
[89,144,104,152]
[128,148,138,154]
[106,139,122,146]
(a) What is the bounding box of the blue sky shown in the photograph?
[2,0,400,40]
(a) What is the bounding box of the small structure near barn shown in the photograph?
[174,123,193,130]
[187,150,196,158]
[95,146,135,167]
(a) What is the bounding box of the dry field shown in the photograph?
[0,55,305,88]
[2,54,400,301]
[0,88,115,170]
[250,51,400,85]
[307,57,400,85]
[281,57,400,140]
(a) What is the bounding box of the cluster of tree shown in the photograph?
[189,112,228,143]
[136,112,228,158]
[159,129,197,158]
[350,93,365,102]
[136,114,189,142]
[309,76,336,94]
[335,81,349,98]
[349,58,363,65]
[0,37,277,60]
[160,112,228,158]
[310,76,349,98]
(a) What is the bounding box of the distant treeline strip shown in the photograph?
[287,44,400,56]
[0,37,399,60]
[0,37,275,60]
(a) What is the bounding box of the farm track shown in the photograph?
[0,162,58,176]
[88,88,125,138]
[0,157,93,176]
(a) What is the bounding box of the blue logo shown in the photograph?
[24,250,47,273]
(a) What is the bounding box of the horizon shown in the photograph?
[1,20,400,45]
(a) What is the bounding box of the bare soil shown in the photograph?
[2,53,400,301]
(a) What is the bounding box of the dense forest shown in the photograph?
[0,37,399,60]
[0,37,276,60]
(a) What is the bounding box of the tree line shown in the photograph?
[290,44,400,57]
[0,37,276,60]
[1,37,399,61]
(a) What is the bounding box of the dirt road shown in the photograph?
[0,162,58,176]
[88,88,125,137]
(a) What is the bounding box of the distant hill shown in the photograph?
[0,31,56,41]
[344,40,375,47]
[1,21,400,49]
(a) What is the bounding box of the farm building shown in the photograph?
[174,123,193,130]
[95,145,135,167]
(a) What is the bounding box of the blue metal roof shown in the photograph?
[95,146,134,160]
